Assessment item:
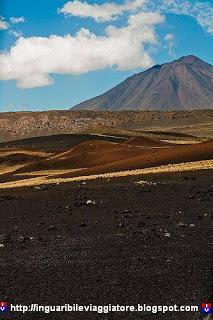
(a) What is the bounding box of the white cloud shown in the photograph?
[0,11,164,89]
[9,30,23,38]
[164,33,176,56]
[10,16,25,24]
[17,74,53,89]
[0,17,9,30]
[59,0,147,22]
[0,16,25,33]
[59,0,213,34]
[149,0,213,34]
[164,33,174,41]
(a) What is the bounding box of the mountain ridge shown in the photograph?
[72,55,213,111]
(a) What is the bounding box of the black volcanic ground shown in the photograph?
[0,170,212,319]
[0,128,212,319]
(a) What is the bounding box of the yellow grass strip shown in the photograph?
[0,149,52,158]
[0,159,212,189]
[0,164,27,175]
[162,140,201,145]
[15,168,86,177]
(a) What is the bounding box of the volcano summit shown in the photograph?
[73,55,213,111]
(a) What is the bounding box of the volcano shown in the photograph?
[73,55,213,111]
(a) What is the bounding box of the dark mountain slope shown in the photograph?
[73,55,213,111]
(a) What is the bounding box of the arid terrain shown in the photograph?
[0,109,213,142]
[0,0,213,314]
[0,170,212,319]
[0,130,212,188]
[0,112,212,319]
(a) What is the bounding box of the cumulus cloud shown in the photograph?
[0,11,164,89]
[59,0,146,22]
[59,0,213,34]
[10,16,25,24]
[0,17,9,30]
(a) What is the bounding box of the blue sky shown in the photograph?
[0,0,212,112]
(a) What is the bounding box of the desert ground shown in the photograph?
[0,132,212,187]
[0,110,213,142]
[0,117,213,319]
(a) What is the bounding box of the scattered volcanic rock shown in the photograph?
[0,234,11,244]
[48,225,57,231]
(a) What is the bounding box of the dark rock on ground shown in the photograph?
[0,170,212,319]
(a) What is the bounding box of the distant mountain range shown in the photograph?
[73,55,213,111]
